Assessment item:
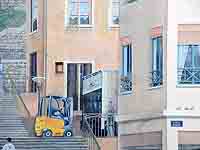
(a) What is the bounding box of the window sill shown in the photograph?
[176,84,200,88]
[108,24,120,28]
[120,91,133,96]
[29,30,38,36]
[148,85,163,90]
[65,24,94,29]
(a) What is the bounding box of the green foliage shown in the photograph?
[0,7,26,31]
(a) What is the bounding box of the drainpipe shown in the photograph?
[43,0,48,115]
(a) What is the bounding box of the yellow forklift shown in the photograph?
[35,96,73,137]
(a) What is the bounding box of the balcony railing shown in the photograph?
[177,67,200,84]
[151,70,163,87]
[83,113,118,137]
[81,115,101,150]
[120,74,132,94]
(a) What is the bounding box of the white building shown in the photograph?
[119,0,200,150]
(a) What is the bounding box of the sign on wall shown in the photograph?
[82,71,103,95]
[171,121,183,127]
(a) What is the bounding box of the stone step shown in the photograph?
[0,137,86,141]
[5,145,88,149]
[0,148,88,150]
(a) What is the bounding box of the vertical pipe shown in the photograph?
[43,0,48,115]
[77,64,81,111]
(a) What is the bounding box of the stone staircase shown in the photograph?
[0,96,89,150]
[0,96,28,137]
[0,137,89,150]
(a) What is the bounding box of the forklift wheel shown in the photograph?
[64,130,73,137]
[43,130,53,137]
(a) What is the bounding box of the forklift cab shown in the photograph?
[47,96,72,126]
[35,96,73,137]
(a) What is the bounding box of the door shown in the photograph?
[67,63,92,111]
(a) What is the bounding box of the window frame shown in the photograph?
[120,43,133,95]
[65,0,94,28]
[177,44,200,86]
[151,36,163,87]
[108,0,120,28]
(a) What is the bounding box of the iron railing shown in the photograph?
[83,113,118,137]
[179,144,200,150]
[178,67,200,84]
[151,70,163,87]
[81,115,101,150]
[120,74,132,93]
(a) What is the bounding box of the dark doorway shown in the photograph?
[67,63,92,111]
[30,52,37,92]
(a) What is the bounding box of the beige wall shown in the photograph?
[166,7,200,113]
[26,0,45,92]
[178,24,200,44]
[97,138,118,150]
[26,0,120,96]
[177,0,200,24]
[21,94,38,117]
[119,0,167,120]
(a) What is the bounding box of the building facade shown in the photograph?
[119,0,200,150]
[25,0,120,113]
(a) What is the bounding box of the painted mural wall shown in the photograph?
[0,0,26,94]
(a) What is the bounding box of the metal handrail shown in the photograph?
[4,67,31,117]
[81,115,101,150]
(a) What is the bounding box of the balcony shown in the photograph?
[178,67,200,84]
[120,74,132,94]
[151,70,163,87]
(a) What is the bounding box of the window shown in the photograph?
[177,45,200,85]
[152,36,163,87]
[31,0,38,32]
[111,0,120,25]
[120,44,132,94]
[67,0,92,26]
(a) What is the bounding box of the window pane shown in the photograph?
[69,3,79,15]
[194,45,200,67]
[128,45,132,73]
[123,46,128,77]
[80,15,89,24]
[152,38,157,70]
[80,2,90,15]
[68,0,92,25]
[69,16,79,24]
